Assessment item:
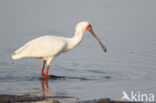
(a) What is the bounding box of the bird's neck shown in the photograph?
[65,30,85,51]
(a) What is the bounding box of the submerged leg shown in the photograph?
[40,60,46,76]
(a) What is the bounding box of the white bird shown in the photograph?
[12,21,107,78]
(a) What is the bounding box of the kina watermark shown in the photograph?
[121,91,155,102]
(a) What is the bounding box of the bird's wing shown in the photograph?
[13,42,30,55]
[14,36,67,58]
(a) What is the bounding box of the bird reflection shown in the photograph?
[40,79,51,96]
[39,77,76,102]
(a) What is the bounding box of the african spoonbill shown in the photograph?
[12,21,107,78]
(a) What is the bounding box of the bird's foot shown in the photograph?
[44,74,54,78]
[41,73,53,78]
[43,74,63,79]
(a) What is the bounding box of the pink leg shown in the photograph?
[40,60,46,76]
[44,65,50,78]
[44,58,54,78]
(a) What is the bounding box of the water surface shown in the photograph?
[0,0,156,102]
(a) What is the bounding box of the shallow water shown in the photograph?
[0,0,156,102]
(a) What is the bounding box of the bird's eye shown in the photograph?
[86,24,91,31]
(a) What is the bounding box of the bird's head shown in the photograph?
[76,21,107,53]
[76,21,90,31]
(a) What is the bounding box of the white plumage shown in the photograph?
[12,21,107,78]
[12,36,67,62]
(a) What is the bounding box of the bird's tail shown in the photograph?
[11,44,30,60]
[12,52,23,60]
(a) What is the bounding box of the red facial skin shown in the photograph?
[86,24,92,31]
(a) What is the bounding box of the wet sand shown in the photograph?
[0,94,142,103]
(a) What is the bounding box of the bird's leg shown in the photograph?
[44,65,51,78]
[40,60,46,76]
[44,57,54,78]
